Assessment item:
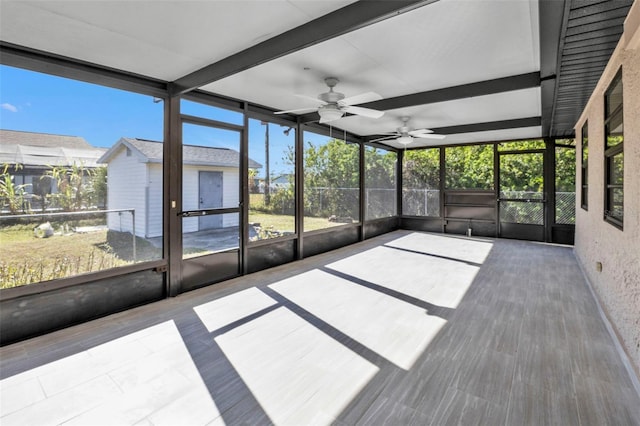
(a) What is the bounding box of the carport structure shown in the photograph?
[1,1,639,424]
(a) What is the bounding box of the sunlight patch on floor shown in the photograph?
[194,287,277,332]
[0,321,222,425]
[386,232,494,265]
[215,307,379,425]
[326,245,479,309]
[270,270,447,370]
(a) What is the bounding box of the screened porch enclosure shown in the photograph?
[0,0,635,357]
[2,1,640,425]
[0,85,577,344]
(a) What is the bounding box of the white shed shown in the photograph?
[98,138,260,238]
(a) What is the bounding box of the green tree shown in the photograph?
[304,138,359,218]
[555,145,576,224]
[499,152,544,195]
[445,144,494,190]
[365,147,396,219]
[0,163,31,214]
[46,163,94,211]
[365,147,396,187]
[403,148,440,216]
[91,166,108,208]
[403,148,439,188]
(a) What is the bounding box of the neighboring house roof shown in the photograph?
[98,137,262,169]
[0,129,94,149]
[0,129,107,168]
[271,174,293,185]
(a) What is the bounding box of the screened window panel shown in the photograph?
[402,148,440,217]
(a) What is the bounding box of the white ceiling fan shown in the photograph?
[370,116,446,145]
[275,77,384,123]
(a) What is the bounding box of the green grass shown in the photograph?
[249,210,346,235]
[248,211,295,232]
[0,225,161,289]
[1,210,350,287]
[249,193,350,233]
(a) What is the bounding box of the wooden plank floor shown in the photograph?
[1,230,639,425]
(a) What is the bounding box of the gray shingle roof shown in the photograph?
[0,130,106,167]
[99,138,262,169]
[0,129,94,149]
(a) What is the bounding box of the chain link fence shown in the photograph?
[365,188,396,219]
[498,191,576,225]
[556,191,576,224]
[402,189,440,217]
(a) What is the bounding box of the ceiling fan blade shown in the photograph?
[340,91,382,106]
[274,107,318,115]
[408,128,434,136]
[369,135,398,143]
[342,105,384,119]
[414,133,446,139]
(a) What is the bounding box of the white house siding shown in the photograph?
[146,164,163,238]
[575,3,640,376]
[106,146,148,237]
[182,165,240,234]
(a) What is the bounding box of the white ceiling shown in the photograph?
[0,0,358,80]
[0,0,543,148]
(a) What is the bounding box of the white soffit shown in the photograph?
[0,0,357,81]
[204,0,540,114]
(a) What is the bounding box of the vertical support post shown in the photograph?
[544,137,555,243]
[295,120,304,260]
[131,209,136,263]
[439,147,446,233]
[261,121,271,205]
[397,148,403,222]
[241,104,250,274]
[165,96,182,297]
[494,143,500,238]
[359,141,366,241]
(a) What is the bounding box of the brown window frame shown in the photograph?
[603,69,623,229]
[580,121,588,210]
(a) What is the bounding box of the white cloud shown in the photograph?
[1,103,18,113]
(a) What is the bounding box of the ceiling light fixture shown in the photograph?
[318,104,344,123]
[397,135,413,145]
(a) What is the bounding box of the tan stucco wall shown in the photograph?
[574,1,640,376]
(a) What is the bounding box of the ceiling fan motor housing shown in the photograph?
[319,90,345,104]
[319,77,346,103]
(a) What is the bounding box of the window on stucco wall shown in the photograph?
[603,69,623,229]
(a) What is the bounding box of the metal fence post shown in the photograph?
[131,209,136,262]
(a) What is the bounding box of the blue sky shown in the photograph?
[0,65,164,147]
[1,65,333,178]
